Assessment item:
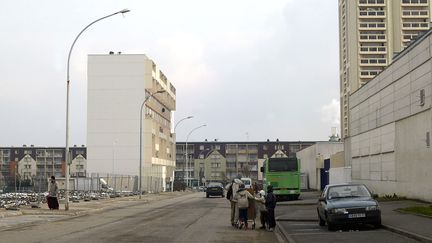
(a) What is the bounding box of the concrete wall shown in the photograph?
[330,151,345,168]
[297,142,344,190]
[329,167,352,185]
[348,31,432,201]
[395,110,432,202]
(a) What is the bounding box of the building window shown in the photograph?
[215,145,221,150]
[211,162,221,168]
[200,145,204,150]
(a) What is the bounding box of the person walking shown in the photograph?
[233,183,254,229]
[226,177,243,226]
[255,190,267,229]
[47,176,59,210]
[265,185,277,231]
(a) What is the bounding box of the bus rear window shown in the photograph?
[268,158,298,172]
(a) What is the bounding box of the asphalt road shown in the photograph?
[0,193,280,243]
[276,193,419,243]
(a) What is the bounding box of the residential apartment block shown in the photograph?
[0,145,86,192]
[339,0,432,138]
[87,53,176,192]
[175,140,315,185]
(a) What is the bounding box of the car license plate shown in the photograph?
[212,188,217,190]
[348,213,365,218]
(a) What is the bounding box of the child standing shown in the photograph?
[255,190,267,229]
[233,183,254,229]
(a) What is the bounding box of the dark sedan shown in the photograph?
[317,183,381,231]
[206,182,224,198]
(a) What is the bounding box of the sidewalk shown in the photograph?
[0,191,191,229]
[379,200,432,242]
[276,191,432,243]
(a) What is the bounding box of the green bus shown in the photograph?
[261,157,301,200]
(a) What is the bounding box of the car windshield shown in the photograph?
[327,185,371,199]
[207,183,222,187]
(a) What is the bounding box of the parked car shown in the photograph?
[206,182,224,198]
[317,183,381,231]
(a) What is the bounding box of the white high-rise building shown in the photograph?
[87,53,176,192]
[339,0,432,138]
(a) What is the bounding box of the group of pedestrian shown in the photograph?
[226,176,277,232]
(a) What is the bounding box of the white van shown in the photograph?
[241,178,252,189]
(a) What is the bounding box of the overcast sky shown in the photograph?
[0,0,340,146]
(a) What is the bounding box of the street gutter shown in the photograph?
[381,224,432,243]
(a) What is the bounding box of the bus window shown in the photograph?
[268,158,298,172]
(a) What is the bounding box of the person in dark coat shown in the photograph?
[47,176,59,210]
[265,185,277,231]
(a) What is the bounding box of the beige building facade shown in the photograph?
[194,150,227,184]
[87,53,176,192]
[339,0,432,138]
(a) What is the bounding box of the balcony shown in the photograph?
[403,34,419,42]
[359,0,385,6]
[359,10,386,18]
[359,34,387,42]
[401,0,429,6]
[359,46,387,54]
[360,58,387,66]
[402,10,429,18]
[402,22,429,30]
[359,22,386,30]
[360,70,382,79]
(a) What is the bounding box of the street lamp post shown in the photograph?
[139,90,165,199]
[172,116,193,192]
[65,8,130,211]
[185,124,206,188]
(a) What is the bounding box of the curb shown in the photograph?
[276,221,296,243]
[381,224,432,243]
[277,218,317,222]
[278,203,316,206]
[0,211,23,218]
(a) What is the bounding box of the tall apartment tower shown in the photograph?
[87,53,176,192]
[339,0,431,138]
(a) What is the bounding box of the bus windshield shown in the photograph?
[268,158,298,172]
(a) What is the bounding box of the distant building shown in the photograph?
[339,0,432,138]
[0,145,86,192]
[194,150,227,184]
[87,53,176,192]
[347,28,432,202]
[175,140,315,185]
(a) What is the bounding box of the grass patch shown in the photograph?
[397,205,432,217]
[377,193,407,202]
